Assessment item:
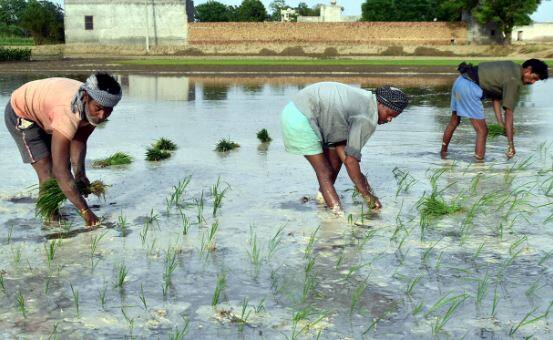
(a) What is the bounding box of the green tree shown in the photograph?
[361,0,397,21]
[269,0,286,21]
[472,0,541,44]
[195,0,234,22]
[296,2,321,16]
[237,0,267,22]
[19,0,63,43]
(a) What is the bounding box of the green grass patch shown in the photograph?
[215,139,240,152]
[92,152,132,168]
[0,47,31,61]
[117,58,553,67]
[488,123,506,138]
[146,147,171,161]
[0,37,34,46]
[152,137,177,151]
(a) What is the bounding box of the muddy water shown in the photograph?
[0,73,552,339]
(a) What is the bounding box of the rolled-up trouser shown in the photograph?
[4,100,51,164]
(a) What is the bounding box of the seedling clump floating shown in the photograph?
[256,129,272,143]
[215,138,240,152]
[146,147,171,161]
[153,137,177,151]
[488,124,506,137]
[92,152,132,168]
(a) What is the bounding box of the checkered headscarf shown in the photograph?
[71,73,122,116]
[376,86,408,114]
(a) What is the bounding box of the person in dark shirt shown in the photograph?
[440,59,548,160]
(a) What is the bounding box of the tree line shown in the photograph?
[195,0,323,22]
[0,0,64,44]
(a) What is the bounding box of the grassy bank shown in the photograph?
[118,58,553,67]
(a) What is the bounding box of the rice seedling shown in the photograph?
[195,190,206,224]
[418,193,462,219]
[538,250,553,266]
[99,282,107,309]
[510,235,528,256]
[215,138,240,152]
[139,283,147,310]
[6,225,13,245]
[256,128,272,143]
[48,323,59,339]
[544,212,553,224]
[525,277,545,298]
[431,294,468,335]
[363,305,394,335]
[304,226,320,259]
[17,290,26,319]
[302,256,317,302]
[168,176,192,208]
[392,167,417,197]
[147,238,157,257]
[412,302,424,316]
[36,179,108,220]
[406,275,423,296]
[247,225,262,275]
[114,263,128,290]
[211,273,226,306]
[70,282,80,318]
[11,245,22,266]
[421,239,441,264]
[487,123,505,137]
[92,152,132,168]
[290,308,327,340]
[509,307,545,336]
[254,298,266,313]
[491,284,500,318]
[211,176,230,216]
[153,137,177,151]
[475,272,489,309]
[237,297,252,331]
[170,316,190,340]
[145,147,171,161]
[201,220,219,253]
[350,277,369,315]
[0,272,5,293]
[267,225,285,261]
[163,246,178,298]
[117,210,127,237]
[179,209,190,235]
[90,231,107,270]
[44,239,59,269]
[470,242,486,262]
[121,307,135,337]
[140,222,150,246]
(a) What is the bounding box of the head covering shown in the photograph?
[71,73,122,117]
[376,86,408,114]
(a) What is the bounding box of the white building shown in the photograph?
[297,0,360,23]
[511,22,553,42]
[64,0,193,47]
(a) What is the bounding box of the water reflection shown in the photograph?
[118,75,195,101]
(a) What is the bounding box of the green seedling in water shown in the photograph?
[168,176,192,208]
[179,209,190,235]
[70,282,80,318]
[44,239,59,269]
[7,225,14,244]
[302,256,317,302]
[48,323,59,340]
[99,282,107,309]
[117,210,127,237]
[17,290,26,319]
[201,220,219,253]
[215,138,240,152]
[114,263,128,290]
[211,176,230,216]
[304,226,320,259]
[406,275,423,296]
[139,283,147,310]
[363,305,394,335]
[350,277,369,315]
[256,128,272,143]
[412,302,424,316]
[212,273,226,306]
[487,123,505,137]
[393,167,416,197]
[525,277,545,298]
[121,307,135,338]
[431,294,468,335]
[195,190,206,224]
[0,272,5,294]
[539,250,553,266]
[170,316,190,340]
[291,308,326,340]
[163,246,178,298]
[90,231,107,270]
[36,179,108,220]
[237,297,252,331]
[247,225,262,275]
[267,224,285,261]
[491,284,500,318]
[145,147,171,161]
[509,307,546,336]
[92,152,132,168]
[153,137,177,151]
[11,245,22,266]
[475,272,489,309]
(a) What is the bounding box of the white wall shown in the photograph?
[64,0,188,46]
[512,22,553,42]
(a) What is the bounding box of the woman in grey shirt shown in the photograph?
[281,82,408,214]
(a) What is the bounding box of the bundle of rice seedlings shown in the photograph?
[488,124,506,137]
[256,129,272,143]
[146,147,171,161]
[92,152,132,168]
[215,139,240,152]
[152,138,177,151]
[418,193,462,218]
[36,179,109,220]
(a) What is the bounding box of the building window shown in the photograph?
[490,29,496,36]
[84,16,93,30]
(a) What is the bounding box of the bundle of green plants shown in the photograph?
[36,179,109,220]
[152,138,177,151]
[417,193,462,218]
[146,147,171,161]
[215,138,240,152]
[256,129,272,143]
[0,47,31,61]
[488,124,506,137]
[92,152,132,168]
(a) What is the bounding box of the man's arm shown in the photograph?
[71,124,95,184]
[341,153,382,209]
[504,108,516,158]
[52,130,99,226]
[493,99,504,127]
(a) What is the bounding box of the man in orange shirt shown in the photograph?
[4,72,122,227]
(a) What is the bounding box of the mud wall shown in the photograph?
[186,22,468,55]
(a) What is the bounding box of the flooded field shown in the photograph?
[0,73,552,338]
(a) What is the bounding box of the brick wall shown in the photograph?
[188,22,468,46]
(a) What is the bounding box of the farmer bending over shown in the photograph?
[281,82,408,214]
[4,73,122,227]
[441,59,548,160]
